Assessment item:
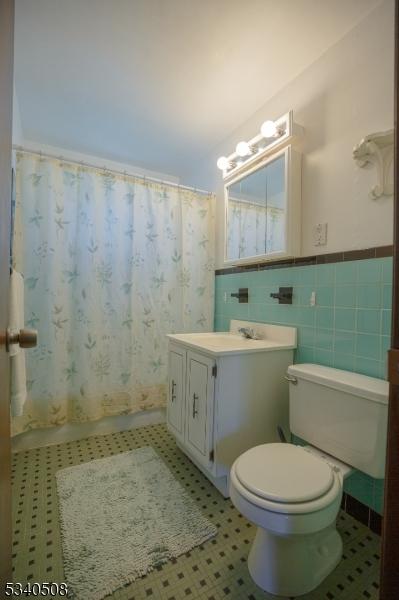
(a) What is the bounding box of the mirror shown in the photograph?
[224,146,301,264]
[226,154,285,261]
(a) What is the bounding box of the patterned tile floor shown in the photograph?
[11,424,381,599]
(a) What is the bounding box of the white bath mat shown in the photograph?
[56,446,217,600]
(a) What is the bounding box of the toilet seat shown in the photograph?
[235,443,334,503]
[231,444,342,516]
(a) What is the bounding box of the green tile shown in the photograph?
[373,478,385,515]
[333,352,355,371]
[354,356,383,378]
[249,286,269,303]
[334,330,356,355]
[214,315,229,332]
[344,471,374,505]
[356,284,381,309]
[297,326,315,347]
[296,306,316,327]
[357,259,382,283]
[297,285,315,307]
[215,288,227,305]
[381,310,392,336]
[224,301,248,320]
[315,328,334,350]
[335,308,356,331]
[294,265,315,285]
[274,305,297,325]
[315,307,334,329]
[246,271,262,287]
[335,285,356,308]
[314,348,334,366]
[265,268,287,285]
[335,261,357,284]
[274,267,294,286]
[356,333,380,360]
[315,286,334,306]
[295,346,315,363]
[382,284,392,309]
[381,257,393,284]
[381,336,390,361]
[315,263,335,284]
[247,303,267,322]
[356,309,380,334]
[215,275,223,290]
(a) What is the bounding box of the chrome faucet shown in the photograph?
[238,327,259,340]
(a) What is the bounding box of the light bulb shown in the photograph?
[236,141,250,157]
[261,120,277,138]
[217,156,230,170]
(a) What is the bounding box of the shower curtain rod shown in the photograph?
[12,145,213,197]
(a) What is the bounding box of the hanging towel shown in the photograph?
[9,270,27,417]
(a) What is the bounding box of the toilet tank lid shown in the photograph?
[287,363,388,405]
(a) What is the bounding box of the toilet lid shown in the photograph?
[234,443,334,503]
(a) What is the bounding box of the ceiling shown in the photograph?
[14,0,382,178]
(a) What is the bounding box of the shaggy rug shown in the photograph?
[56,446,217,600]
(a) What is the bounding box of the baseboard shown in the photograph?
[341,492,382,535]
[12,408,167,452]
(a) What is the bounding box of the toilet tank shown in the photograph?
[287,364,389,478]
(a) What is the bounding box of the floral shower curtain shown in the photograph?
[12,152,215,435]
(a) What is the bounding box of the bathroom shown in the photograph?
[0,0,397,598]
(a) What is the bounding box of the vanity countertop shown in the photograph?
[167,321,297,356]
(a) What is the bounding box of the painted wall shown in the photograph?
[183,0,395,268]
[215,255,392,513]
[14,141,180,185]
[12,85,23,146]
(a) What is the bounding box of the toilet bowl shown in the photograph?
[230,443,345,597]
[229,363,389,597]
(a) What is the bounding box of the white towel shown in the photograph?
[9,270,27,417]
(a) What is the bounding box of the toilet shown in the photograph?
[229,363,388,597]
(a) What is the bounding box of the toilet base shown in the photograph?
[248,523,343,597]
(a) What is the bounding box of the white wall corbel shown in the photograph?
[353,129,394,199]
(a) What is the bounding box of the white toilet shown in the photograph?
[229,363,388,597]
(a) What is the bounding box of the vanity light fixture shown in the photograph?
[217,156,238,171]
[217,156,231,170]
[216,111,303,179]
[260,120,279,138]
[235,141,256,157]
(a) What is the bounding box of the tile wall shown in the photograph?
[214,256,393,514]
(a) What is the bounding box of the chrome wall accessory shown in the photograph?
[238,327,259,340]
[231,288,249,303]
[270,286,293,304]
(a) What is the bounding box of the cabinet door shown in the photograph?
[185,351,215,467]
[167,347,186,443]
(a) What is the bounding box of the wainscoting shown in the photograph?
[215,250,392,515]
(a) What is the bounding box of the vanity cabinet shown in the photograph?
[166,322,296,497]
[168,346,215,470]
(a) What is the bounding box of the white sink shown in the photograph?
[167,320,297,356]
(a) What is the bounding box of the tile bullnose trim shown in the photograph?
[215,245,393,276]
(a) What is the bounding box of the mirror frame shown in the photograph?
[223,144,301,266]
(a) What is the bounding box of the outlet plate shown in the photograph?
[313,223,328,246]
